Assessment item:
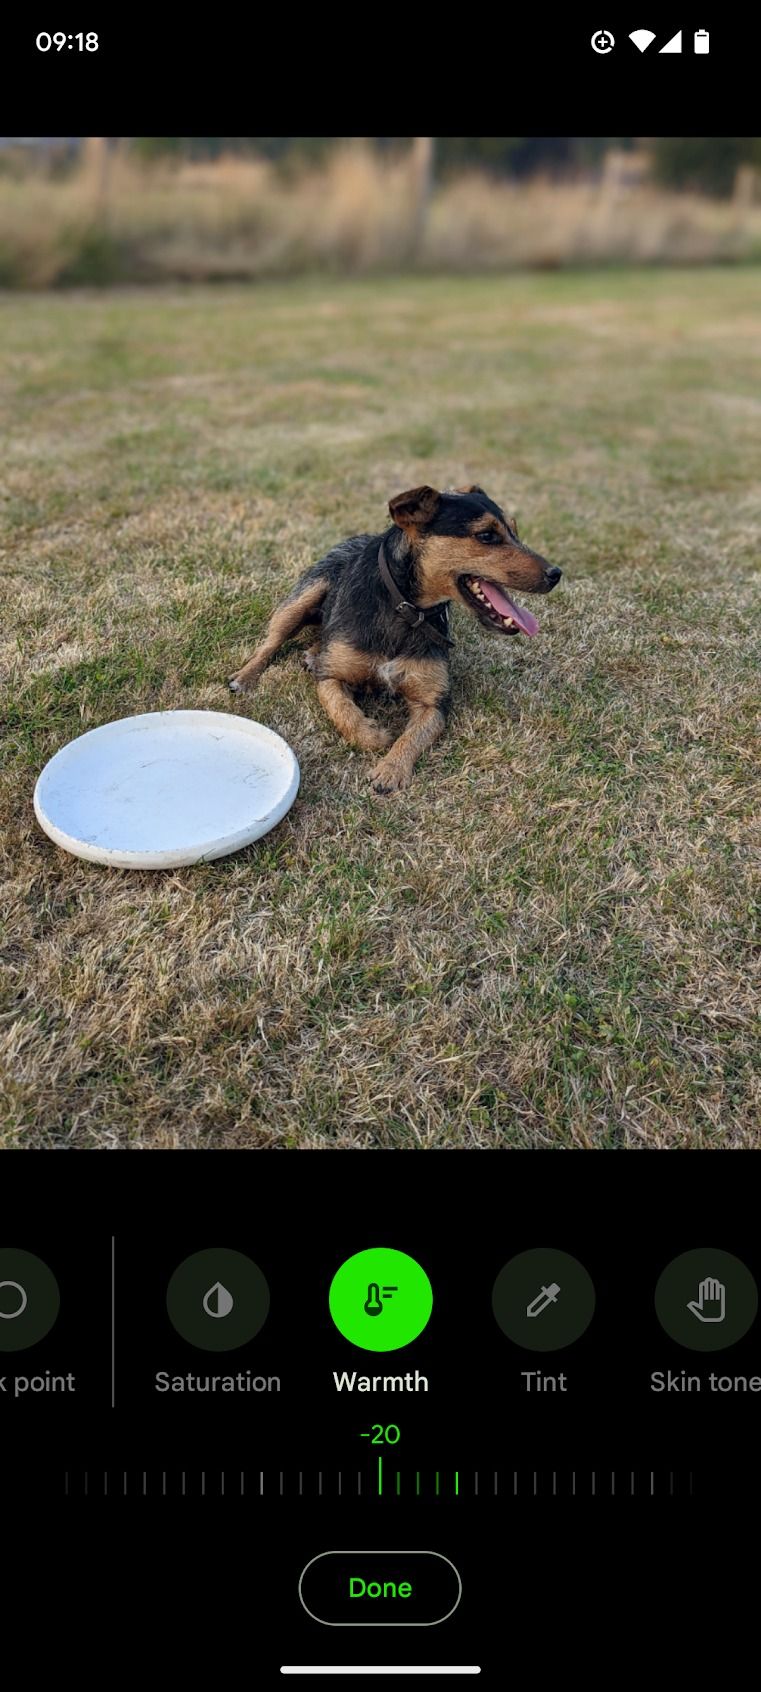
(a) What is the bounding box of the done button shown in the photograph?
[299,1551,461,1626]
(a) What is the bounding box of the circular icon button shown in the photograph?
[329,1248,433,1353]
[0,1248,60,1352]
[655,1249,757,1352]
[492,1249,595,1351]
[166,1248,270,1351]
[591,29,615,53]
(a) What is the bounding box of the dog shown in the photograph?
[229,485,562,794]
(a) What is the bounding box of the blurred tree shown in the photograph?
[129,137,632,176]
[83,136,111,206]
[435,138,632,176]
[130,137,338,162]
[651,137,761,197]
[409,137,434,255]
[131,137,185,158]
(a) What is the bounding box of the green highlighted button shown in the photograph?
[329,1248,432,1352]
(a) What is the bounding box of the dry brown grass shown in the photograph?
[2,147,761,286]
[1,272,760,1149]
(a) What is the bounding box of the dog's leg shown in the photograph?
[302,641,321,674]
[369,703,446,792]
[314,638,391,753]
[316,679,391,753]
[229,575,328,693]
[368,657,449,794]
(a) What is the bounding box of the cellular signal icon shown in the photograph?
[629,29,656,51]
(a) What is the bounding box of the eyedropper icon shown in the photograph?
[526,1282,561,1319]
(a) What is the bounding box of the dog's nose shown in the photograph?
[544,566,562,589]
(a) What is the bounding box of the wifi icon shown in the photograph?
[629,28,656,51]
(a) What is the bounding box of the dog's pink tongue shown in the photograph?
[480,580,539,636]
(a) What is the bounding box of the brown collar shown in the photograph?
[378,541,454,651]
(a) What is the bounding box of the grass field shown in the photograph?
[1,271,760,1150]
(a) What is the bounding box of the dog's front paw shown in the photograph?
[368,756,411,795]
[228,671,256,694]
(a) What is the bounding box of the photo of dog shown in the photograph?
[229,486,561,793]
[2,135,759,1149]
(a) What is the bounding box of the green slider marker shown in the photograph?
[378,1455,383,1497]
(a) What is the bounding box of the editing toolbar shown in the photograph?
[4,1155,760,1686]
[1,1242,757,1365]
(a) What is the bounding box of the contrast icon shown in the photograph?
[166,1249,269,1351]
[330,1249,432,1352]
[629,29,656,51]
[687,1277,726,1324]
[659,30,682,53]
[202,1281,234,1319]
[591,29,615,53]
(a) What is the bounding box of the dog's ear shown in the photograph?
[509,514,520,539]
[388,486,441,530]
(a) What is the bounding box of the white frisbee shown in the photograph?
[33,710,300,869]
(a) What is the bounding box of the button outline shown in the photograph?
[165,1247,270,1352]
[492,1247,596,1352]
[0,1280,29,1320]
[298,1550,462,1627]
[654,1246,758,1352]
[0,1250,60,1352]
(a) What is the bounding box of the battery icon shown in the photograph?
[695,29,709,53]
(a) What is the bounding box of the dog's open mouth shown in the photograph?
[459,575,539,637]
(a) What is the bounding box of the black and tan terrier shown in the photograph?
[229,485,562,794]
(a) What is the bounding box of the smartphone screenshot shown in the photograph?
[2,19,759,1682]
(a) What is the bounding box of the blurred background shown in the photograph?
[2,135,761,287]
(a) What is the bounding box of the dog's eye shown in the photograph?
[476,529,502,545]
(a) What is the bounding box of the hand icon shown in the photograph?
[687,1277,726,1324]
